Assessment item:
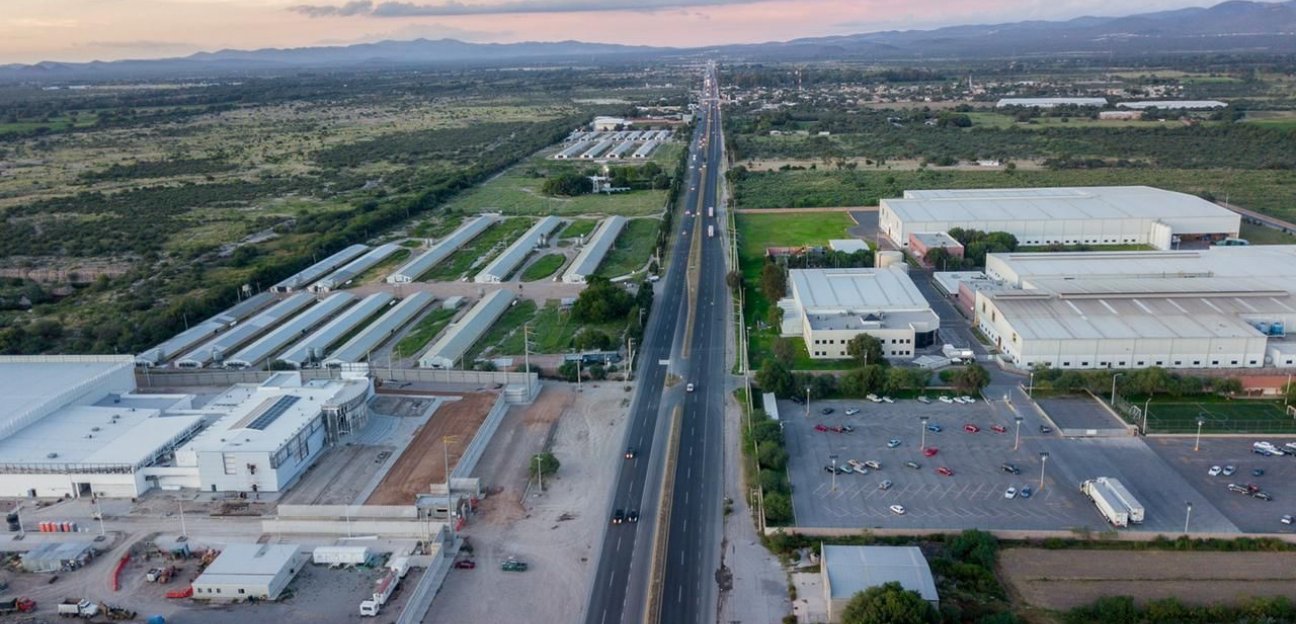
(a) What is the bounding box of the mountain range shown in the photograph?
[3,0,1295,82]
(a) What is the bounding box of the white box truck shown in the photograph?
[1103,477,1145,524]
[1081,478,1138,527]
[941,344,974,362]
[707,225,715,238]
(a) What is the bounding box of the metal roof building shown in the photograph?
[312,243,402,292]
[325,292,436,367]
[418,289,516,369]
[562,216,627,284]
[632,141,659,158]
[475,216,562,283]
[275,293,394,368]
[387,215,499,283]
[581,140,614,159]
[176,294,316,368]
[880,186,1240,250]
[995,97,1107,108]
[783,267,939,360]
[193,544,307,601]
[555,142,589,159]
[271,244,368,293]
[223,293,355,369]
[1117,100,1227,110]
[136,292,275,366]
[606,142,638,159]
[822,546,938,622]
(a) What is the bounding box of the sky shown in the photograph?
[1,0,1233,64]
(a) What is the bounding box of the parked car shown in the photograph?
[889,504,907,515]
[1039,425,1053,434]
[938,396,954,404]
[1004,487,1017,499]
[1283,515,1294,525]
[961,396,977,404]
[866,394,882,403]
[823,465,837,474]
[936,466,954,477]
[952,396,968,404]
[845,408,861,416]
[840,425,855,433]
[879,480,893,491]
[821,407,835,415]
[1223,465,1237,476]
[927,424,943,433]
[864,460,881,470]
[852,464,870,475]
[1255,491,1274,501]
[1208,465,1222,476]
[923,447,939,457]
[882,396,895,404]
[887,439,902,448]
[904,461,921,470]
[991,425,1007,433]
[838,465,854,474]
[917,396,932,404]
[1228,483,1250,494]
[963,424,980,433]
[814,424,830,432]
[1019,486,1033,499]
[454,560,477,569]
[1001,463,1020,475]
[1254,468,1266,477]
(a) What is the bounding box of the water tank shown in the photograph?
[877,250,904,269]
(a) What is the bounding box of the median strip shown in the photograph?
[644,406,683,624]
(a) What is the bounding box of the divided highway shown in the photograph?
[585,63,729,624]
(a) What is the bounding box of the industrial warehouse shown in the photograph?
[475,216,562,283]
[418,289,516,368]
[970,245,1296,370]
[879,186,1241,250]
[779,266,940,360]
[562,216,627,284]
[387,215,499,283]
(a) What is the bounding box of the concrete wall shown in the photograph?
[261,519,441,538]
[136,367,540,390]
[449,392,512,481]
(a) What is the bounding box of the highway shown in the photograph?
[584,63,728,624]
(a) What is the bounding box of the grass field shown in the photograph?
[520,253,567,281]
[1239,222,1296,245]
[966,112,1175,129]
[467,298,538,362]
[353,247,411,285]
[393,308,459,358]
[419,217,534,282]
[1143,399,1296,434]
[484,299,626,356]
[559,218,600,239]
[595,217,661,278]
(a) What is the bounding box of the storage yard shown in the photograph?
[366,392,498,505]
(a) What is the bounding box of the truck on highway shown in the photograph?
[1081,477,1143,527]
[707,205,714,218]
[707,225,715,238]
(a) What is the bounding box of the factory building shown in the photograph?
[312,243,402,292]
[779,268,939,360]
[879,186,1240,250]
[271,244,368,293]
[475,216,562,284]
[418,289,515,369]
[592,116,627,131]
[276,293,394,368]
[176,294,317,368]
[995,97,1107,108]
[562,216,627,284]
[325,292,436,368]
[135,292,275,367]
[581,140,614,159]
[632,141,659,159]
[1117,100,1227,110]
[822,546,938,623]
[975,246,1296,370]
[908,232,964,267]
[387,215,498,283]
[224,293,356,369]
[193,544,307,601]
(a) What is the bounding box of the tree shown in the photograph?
[541,172,592,196]
[952,364,991,393]
[761,262,787,302]
[948,529,998,570]
[557,360,580,382]
[847,334,886,368]
[756,441,788,471]
[772,338,796,364]
[572,276,633,322]
[575,329,612,350]
[762,491,792,524]
[756,359,794,397]
[726,270,744,291]
[840,582,939,624]
[1214,377,1242,395]
[529,452,560,480]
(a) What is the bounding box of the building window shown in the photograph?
[238,589,245,595]
[1082,362,1089,366]
[1193,361,1200,366]
[1156,361,1163,366]
[1175,361,1182,366]
[1231,360,1238,365]
[1212,360,1219,366]
[1063,362,1070,367]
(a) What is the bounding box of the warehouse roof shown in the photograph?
[388,215,498,283]
[0,403,203,468]
[177,294,316,368]
[996,97,1107,108]
[326,292,436,366]
[314,243,402,291]
[885,186,1236,227]
[224,293,355,368]
[195,543,302,590]
[272,244,368,292]
[418,289,515,368]
[475,217,562,283]
[823,545,938,603]
[563,216,627,283]
[0,355,136,442]
[828,239,870,253]
[277,293,394,367]
[986,293,1273,341]
[1117,100,1227,109]
[986,246,1296,293]
[137,292,275,365]
[791,267,929,312]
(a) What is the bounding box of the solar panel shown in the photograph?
[247,396,301,431]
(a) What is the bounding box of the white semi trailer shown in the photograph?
[1081,477,1143,527]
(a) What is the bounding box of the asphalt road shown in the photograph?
[585,63,725,624]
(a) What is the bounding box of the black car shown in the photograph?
[823,465,836,474]
[625,448,637,459]
[627,510,639,523]
[612,509,625,524]
[1001,463,1021,475]
[1039,425,1053,434]
[821,407,835,415]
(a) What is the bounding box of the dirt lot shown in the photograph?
[366,392,496,505]
[1000,548,1296,611]
[426,382,633,624]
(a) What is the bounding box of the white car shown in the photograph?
[1004,487,1017,499]
[938,396,954,404]
[917,396,932,404]
[864,460,881,470]
[853,464,870,475]
[961,396,977,404]
[866,394,883,403]
[952,396,968,404]
[1285,442,1296,453]
[1283,515,1294,525]
[686,383,695,392]
[881,396,895,404]
[889,504,907,515]
[845,408,861,416]
[1208,465,1223,476]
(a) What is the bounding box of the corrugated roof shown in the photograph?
[418,289,515,368]
[224,293,355,368]
[791,267,929,311]
[276,292,394,367]
[475,217,562,283]
[272,244,368,291]
[176,294,316,367]
[388,215,498,283]
[563,216,627,283]
[887,186,1236,227]
[824,545,938,602]
[326,292,436,366]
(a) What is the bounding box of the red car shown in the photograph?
[923,447,939,457]
[963,424,980,433]
[991,425,1007,433]
[454,560,476,569]
[814,424,829,432]
[936,466,954,477]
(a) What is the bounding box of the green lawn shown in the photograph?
[521,253,567,281]
[467,299,538,361]
[747,333,855,371]
[419,217,533,281]
[352,247,411,285]
[1143,399,1296,434]
[559,218,599,239]
[595,217,661,278]
[1239,222,1296,245]
[392,308,459,358]
[484,299,625,356]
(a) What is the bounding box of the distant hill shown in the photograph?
[2,0,1294,82]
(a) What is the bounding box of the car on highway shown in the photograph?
[887,439,902,448]
[904,461,921,469]
[926,423,943,433]
[845,408,861,416]
[821,407,835,415]
[1208,465,1223,476]
[612,509,624,524]
[1283,515,1294,525]
[1223,465,1237,476]
[991,425,1007,433]
[923,447,939,457]
[938,396,954,404]
[686,382,695,392]
[1001,463,1020,474]
[454,560,476,569]
[963,424,980,433]
[879,480,893,490]
[627,510,639,523]
[1005,487,1017,499]
[625,448,637,459]
[1020,486,1033,499]
[889,504,907,515]
[936,466,954,477]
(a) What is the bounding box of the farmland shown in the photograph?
[595,217,662,278]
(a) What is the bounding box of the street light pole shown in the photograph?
[829,454,838,493]
[1142,397,1152,435]
[920,417,929,451]
[1039,452,1050,490]
[1184,501,1194,534]
[1110,372,1123,407]
[1028,371,1034,398]
[535,454,544,491]
[1195,417,1206,452]
[178,500,188,541]
[1014,417,1023,451]
[805,387,811,419]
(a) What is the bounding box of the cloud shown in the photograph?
[290,0,767,18]
[315,22,508,44]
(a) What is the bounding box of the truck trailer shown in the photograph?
[1081,478,1142,527]
[707,225,715,238]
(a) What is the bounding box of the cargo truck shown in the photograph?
[359,569,400,617]
[941,344,975,363]
[1081,478,1143,527]
[1103,477,1145,523]
[707,205,714,218]
[707,225,715,238]
[58,598,99,618]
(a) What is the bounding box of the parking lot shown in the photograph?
[782,396,1241,533]
[1036,396,1128,432]
[1148,437,1296,534]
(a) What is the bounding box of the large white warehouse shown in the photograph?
[562,216,627,284]
[224,292,356,369]
[325,292,436,367]
[418,289,515,369]
[879,186,1240,250]
[780,267,939,360]
[176,294,317,368]
[387,215,499,283]
[272,244,368,293]
[312,243,402,292]
[976,246,1296,370]
[475,217,562,284]
[276,292,394,368]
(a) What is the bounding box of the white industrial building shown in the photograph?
[975,246,1296,370]
[312,243,402,292]
[1117,100,1227,110]
[193,544,307,600]
[325,292,436,367]
[475,216,562,284]
[828,239,870,253]
[592,116,627,131]
[780,267,939,360]
[879,186,1240,250]
[276,293,394,368]
[272,244,369,293]
[632,141,659,159]
[995,97,1107,108]
[562,216,627,284]
[581,140,614,159]
[176,294,317,368]
[418,289,515,369]
[387,215,498,283]
[822,546,938,623]
[135,292,275,367]
[224,293,356,369]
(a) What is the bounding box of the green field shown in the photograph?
[467,299,538,362]
[1239,223,1296,245]
[559,218,600,239]
[418,217,535,281]
[483,299,626,356]
[966,112,1174,130]
[595,217,661,278]
[0,112,99,136]
[521,253,567,281]
[1144,399,1296,434]
[393,308,459,358]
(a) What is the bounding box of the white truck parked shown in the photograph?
[359,569,401,617]
[1081,477,1143,527]
[941,344,974,363]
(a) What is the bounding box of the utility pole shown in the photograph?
[535,455,544,491]
[829,454,839,493]
[1038,452,1050,491]
[625,337,635,382]
[523,323,532,399]
[1014,416,1023,451]
[1194,417,1205,452]
[576,357,583,392]
[178,500,188,542]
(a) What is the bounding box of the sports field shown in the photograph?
[1144,399,1296,434]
